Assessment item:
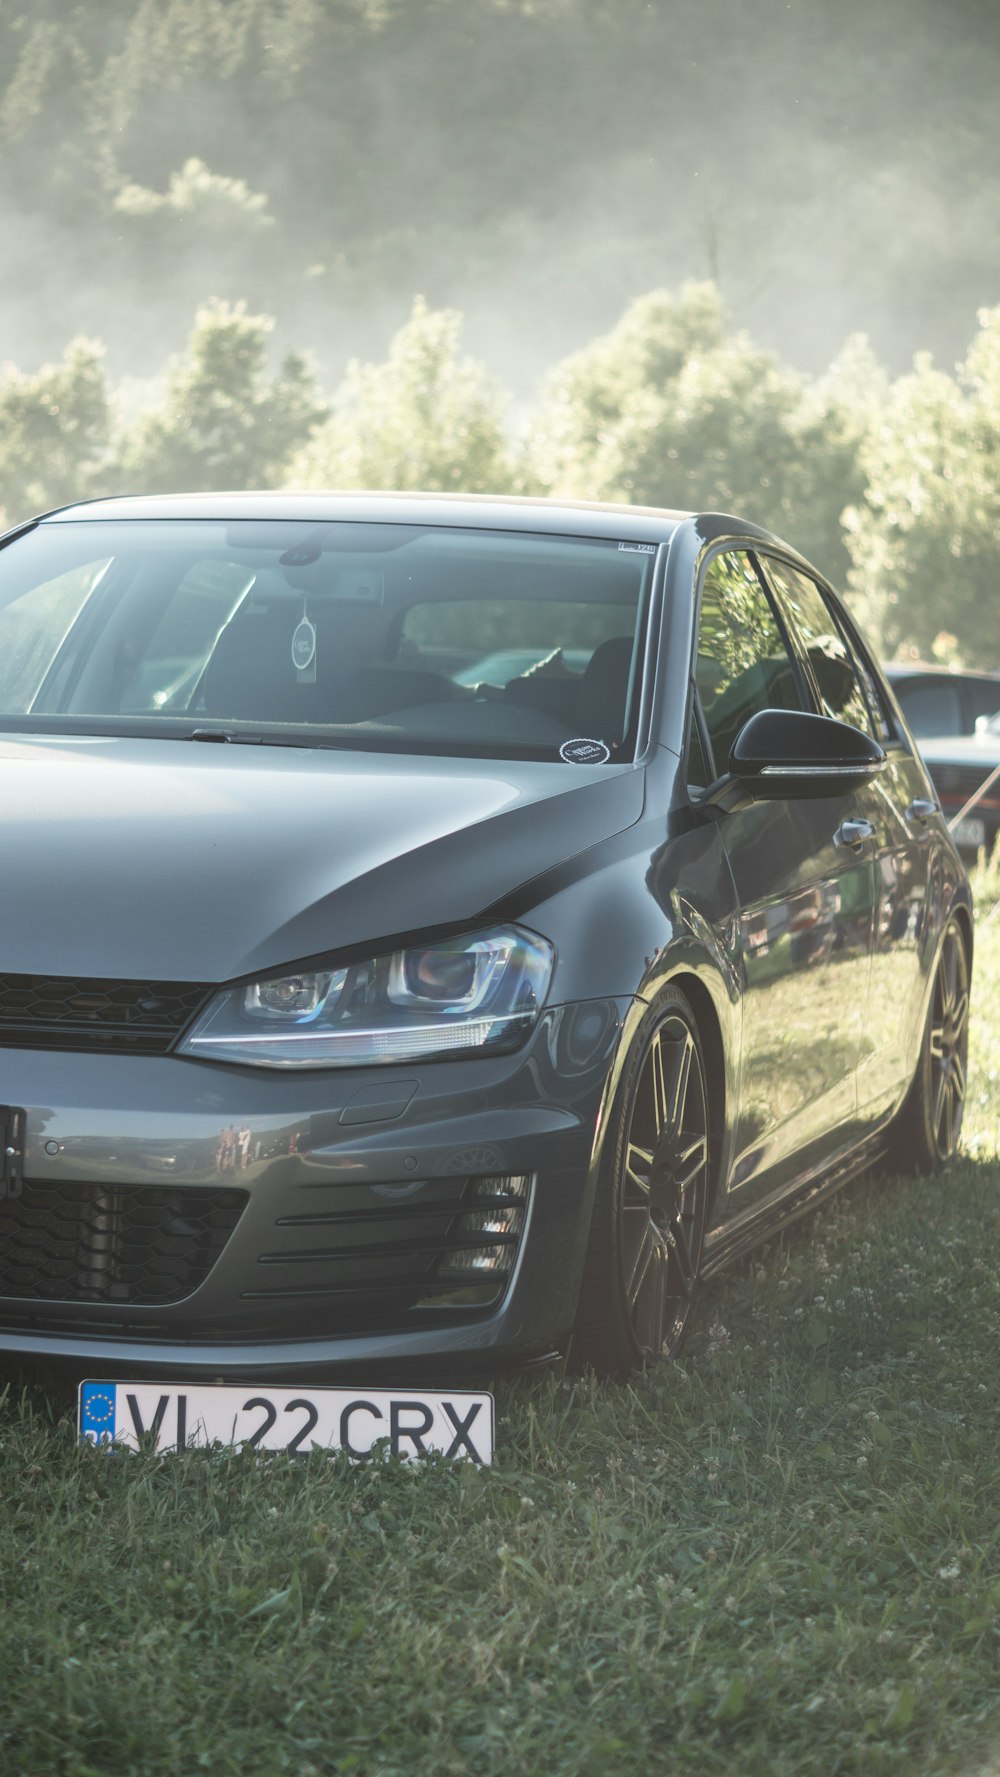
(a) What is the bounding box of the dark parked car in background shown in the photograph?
[882,665,1000,857]
[912,713,1000,860]
[884,662,1000,739]
[0,494,972,1388]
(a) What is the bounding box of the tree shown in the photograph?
[113,158,273,236]
[0,339,112,527]
[117,299,327,492]
[522,282,872,584]
[291,297,514,493]
[845,307,1000,664]
[790,334,887,589]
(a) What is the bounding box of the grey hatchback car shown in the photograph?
[0,493,971,1382]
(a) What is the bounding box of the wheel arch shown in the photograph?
[951,898,974,971]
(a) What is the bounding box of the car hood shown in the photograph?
[2,734,645,981]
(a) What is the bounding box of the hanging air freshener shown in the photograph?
[291,598,317,683]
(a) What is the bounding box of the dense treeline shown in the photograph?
[1,284,998,665]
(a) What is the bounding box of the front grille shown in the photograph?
[0,974,209,1054]
[0,1181,247,1305]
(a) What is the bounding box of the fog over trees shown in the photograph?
[0,0,997,662]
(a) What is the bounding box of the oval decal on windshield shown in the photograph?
[560,737,611,765]
[291,617,317,672]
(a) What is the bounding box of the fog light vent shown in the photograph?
[438,1242,518,1280]
[436,1175,531,1284]
[458,1207,522,1239]
[471,1173,530,1202]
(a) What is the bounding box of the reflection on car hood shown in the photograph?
[2,734,645,980]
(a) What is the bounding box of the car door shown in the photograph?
[691,548,877,1205]
[758,554,930,1125]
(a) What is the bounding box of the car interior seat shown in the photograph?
[572,635,635,744]
[201,602,327,723]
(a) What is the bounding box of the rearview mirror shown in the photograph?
[727,708,886,800]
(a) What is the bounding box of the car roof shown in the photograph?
[37,489,690,544]
[23,493,829,580]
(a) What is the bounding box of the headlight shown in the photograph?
[178,926,554,1068]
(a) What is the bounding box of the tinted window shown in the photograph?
[762,558,877,738]
[895,680,963,738]
[967,682,1000,725]
[695,551,803,775]
[0,521,654,763]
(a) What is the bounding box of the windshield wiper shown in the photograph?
[184,728,352,751]
[186,729,262,745]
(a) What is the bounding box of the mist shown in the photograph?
[1,0,997,396]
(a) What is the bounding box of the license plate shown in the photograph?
[79,1380,494,1464]
[951,815,986,849]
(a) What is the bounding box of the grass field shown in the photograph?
[2,863,999,1777]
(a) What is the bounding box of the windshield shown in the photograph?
[0,520,655,763]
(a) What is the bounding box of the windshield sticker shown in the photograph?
[560,737,612,765]
[618,542,656,554]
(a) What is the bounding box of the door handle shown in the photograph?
[833,818,875,851]
[906,798,938,824]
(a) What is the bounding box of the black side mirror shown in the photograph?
[727,708,886,801]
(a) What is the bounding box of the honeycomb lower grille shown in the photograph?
[0,974,209,1054]
[0,1181,247,1305]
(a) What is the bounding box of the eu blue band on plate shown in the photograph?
[80,1382,118,1442]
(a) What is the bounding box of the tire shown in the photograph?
[570,986,712,1377]
[883,916,970,1175]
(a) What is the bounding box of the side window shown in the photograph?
[894,680,962,739]
[761,557,883,739]
[695,550,804,777]
[685,707,710,791]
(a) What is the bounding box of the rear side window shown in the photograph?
[694,550,804,777]
[761,557,884,739]
[894,680,963,738]
[968,681,1000,725]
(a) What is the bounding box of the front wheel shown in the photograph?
[883,917,970,1175]
[570,987,712,1377]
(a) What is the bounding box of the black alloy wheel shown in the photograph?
[926,920,970,1162]
[572,988,711,1376]
[885,917,970,1175]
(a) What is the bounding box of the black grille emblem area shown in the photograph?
[0,1181,248,1304]
[1,1106,25,1200]
[0,975,209,1054]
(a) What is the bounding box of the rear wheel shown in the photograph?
[884,917,970,1175]
[571,987,712,1376]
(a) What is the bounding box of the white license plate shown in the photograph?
[951,815,986,849]
[79,1380,494,1464]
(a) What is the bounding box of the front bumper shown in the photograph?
[0,999,628,1379]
